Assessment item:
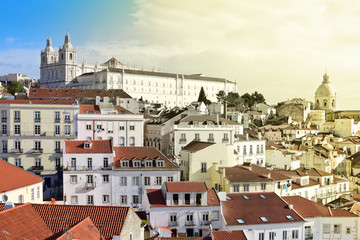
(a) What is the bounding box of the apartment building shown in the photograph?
[0,99,79,199]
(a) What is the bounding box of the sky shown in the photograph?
[1,0,360,109]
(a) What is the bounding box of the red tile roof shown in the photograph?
[113,147,177,168]
[0,99,77,105]
[182,141,216,152]
[147,237,210,240]
[29,88,132,99]
[212,230,248,240]
[30,204,130,240]
[79,104,132,114]
[222,192,304,226]
[56,217,103,240]
[0,159,43,192]
[283,196,355,218]
[0,203,53,240]
[165,181,207,192]
[65,139,113,154]
[207,188,221,206]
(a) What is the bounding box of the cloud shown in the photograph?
[4,37,15,44]
[0,49,39,78]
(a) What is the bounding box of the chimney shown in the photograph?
[288,204,293,210]
[258,132,261,140]
[95,96,101,105]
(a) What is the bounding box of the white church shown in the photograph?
[39,33,237,108]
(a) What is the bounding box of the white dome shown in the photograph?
[315,73,336,98]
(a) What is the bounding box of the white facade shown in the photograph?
[233,133,266,167]
[267,150,301,170]
[0,182,43,204]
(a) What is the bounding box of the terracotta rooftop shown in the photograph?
[222,192,304,226]
[165,181,207,192]
[0,99,77,105]
[56,217,103,240]
[0,203,53,240]
[283,196,355,218]
[65,139,113,154]
[212,230,248,240]
[0,159,43,193]
[79,104,132,114]
[148,237,211,240]
[113,147,177,168]
[29,88,132,99]
[182,141,216,152]
[297,167,332,177]
[291,179,320,190]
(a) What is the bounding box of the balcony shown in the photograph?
[305,234,313,239]
[1,118,6,122]
[54,118,60,123]
[85,182,96,189]
[201,220,211,225]
[168,221,178,227]
[179,138,187,144]
[173,200,179,205]
[64,119,71,123]
[11,148,23,154]
[207,138,215,142]
[185,221,195,226]
[34,118,41,123]
[2,132,7,136]
[55,149,62,153]
[222,138,229,143]
[14,118,20,122]
[32,148,43,154]
[32,166,44,171]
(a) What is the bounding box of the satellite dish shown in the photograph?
[2,194,8,202]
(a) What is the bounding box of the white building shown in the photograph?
[78,103,144,146]
[63,140,180,208]
[39,34,237,108]
[267,149,301,170]
[171,114,243,156]
[220,192,305,240]
[0,159,43,204]
[143,181,222,237]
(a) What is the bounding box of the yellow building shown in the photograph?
[0,99,79,199]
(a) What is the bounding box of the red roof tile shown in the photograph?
[114,147,177,168]
[0,99,77,105]
[222,192,304,226]
[79,104,133,114]
[212,230,248,240]
[182,141,216,152]
[0,159,43,192]
[0,203,53,240]
[165,181,207,192]
[29,88,132,99]
[56,217,103,240]
[207,188,220,206]
[65,140,113,154]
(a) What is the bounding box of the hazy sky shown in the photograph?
[1,0,360,109]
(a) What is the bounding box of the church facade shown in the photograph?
[40,33,237,108]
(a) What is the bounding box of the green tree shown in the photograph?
[6,81,26,95]
[226,92,241,107]
[241,91,266,108]
[216,90,227,103]
[197,87,211,105]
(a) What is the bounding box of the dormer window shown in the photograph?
[121,161,129,167]
[133,161,141,167]
[84,142,91,149]
[145,161,152,167]
[156,160,164,167]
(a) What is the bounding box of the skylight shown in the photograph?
[236,218,245,224]
[243,195,250,200]
[259,194,267,199]
[260,217,269,222]
[226,196,232,200]
[286,215,295,221]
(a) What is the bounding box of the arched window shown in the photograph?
[323,100,327,107]
[316,100,319,106]
[51,56,54,62]
[332,100,335,107]
[61,53,64,60]
[69,53,73,60]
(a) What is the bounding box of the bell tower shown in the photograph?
[58,32,77,84]
[40,36,58,87]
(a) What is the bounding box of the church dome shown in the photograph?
[315,73,336,97]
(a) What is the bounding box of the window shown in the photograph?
[34,125,41,135]
[120,177,127,186]
[2,124,6,135]
[55,158,60,168]
[103,157,109,168]
[87,195,94,205]
[119,137,125,147]
[156,177,162,185]
[233,185,240,192]
[145,161,152,167]
[103,175,109,183]
[132,176,139,186]
[120,195,127,205]
[35,158,41,166]
[15,140,21,151]
[14,111,20,122]
[14,125,20,135]
[282,231,287,240]
[103,195,110,203]
[132,195,139,204]
[208,133,214,141]
[260,217,269,222]
[292,230,299,239]
[261,183,266,190]
[107,122,113,133]
[286,215,294,221]
[37,186,40,199]
[71,196,78,204]
[144,176,150,186]
[243,184,249,192]
[55,125,60,135]
[186,213,193,224]
[87,158,92,170]
[70,175,77,184]
[31,188,34,201]
[236,218,245,224]
[2,140,7,153]
[1,110,6,122]
[133,161,140,167]
[258,232,264,240]
[121,161,129,167]
[243,145,247,155]
[201,162,207,173]
[334,224,341,233]
[119,122,125,130]
[129,122,135,130]
[65,125,70,135]
[202,212,209,223]
[64,112,70,123]
[34,111,40,122]
[167,176,174,182]
[195,133,200,140]
[269,232,275,240]
[323,224,331,233]
[15,158,21,167]
[185,193,190,205]
[180,133,186,141]
[347,227,351,234]
[170,213,177,224]
[86,122,92,130]
[250,145,253,154]
[55,111,60,122]
[156,161,164,167]
[129,137,135,146]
